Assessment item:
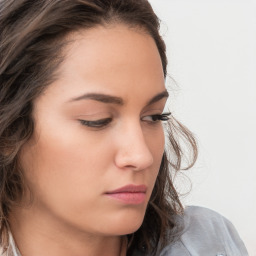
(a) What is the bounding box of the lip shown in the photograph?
[105,184,147,205]
[106,184,147,194]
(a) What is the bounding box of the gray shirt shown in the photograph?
[159,206,248,256]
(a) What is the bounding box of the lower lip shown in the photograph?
[105,192,146,205]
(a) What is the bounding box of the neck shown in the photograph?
[9,206,127,256]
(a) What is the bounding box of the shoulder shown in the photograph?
[183,205,238,235]
[159,206,248,256]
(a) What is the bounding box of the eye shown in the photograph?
[141,112,171,123]
[79,118,112,128]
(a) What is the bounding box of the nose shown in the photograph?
[114,123,154,171]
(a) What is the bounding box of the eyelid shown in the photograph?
[79,117,112,128]
[76,112,112,119]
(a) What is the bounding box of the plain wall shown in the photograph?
[148,0,256,255]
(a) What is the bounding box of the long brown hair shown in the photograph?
[0,0,197,255]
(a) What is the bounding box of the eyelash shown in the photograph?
[79,112,171,129]
[143,112,171,122]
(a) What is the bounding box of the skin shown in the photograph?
[10,24,168,256]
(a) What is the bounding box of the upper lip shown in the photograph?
[105,184,147,194]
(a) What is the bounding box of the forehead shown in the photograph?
[41,24,165,103]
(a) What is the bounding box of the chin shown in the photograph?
[118,221,143,235]
[102,210,146,236]
[107,224,143,236]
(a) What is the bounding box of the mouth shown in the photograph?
[105,184,147,205]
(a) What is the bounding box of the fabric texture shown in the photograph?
[158,206,248,256]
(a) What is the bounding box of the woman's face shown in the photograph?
[19,25,167,236]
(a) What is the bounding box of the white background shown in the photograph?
[148,0,256,255]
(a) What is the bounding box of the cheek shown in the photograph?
[146,125,165,160]
[19,126,113,205]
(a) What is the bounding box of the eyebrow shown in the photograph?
[70,93,124,105]
[69,90,169,106]
[146,90,169,106]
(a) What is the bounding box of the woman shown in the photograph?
[0,0,248,255]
